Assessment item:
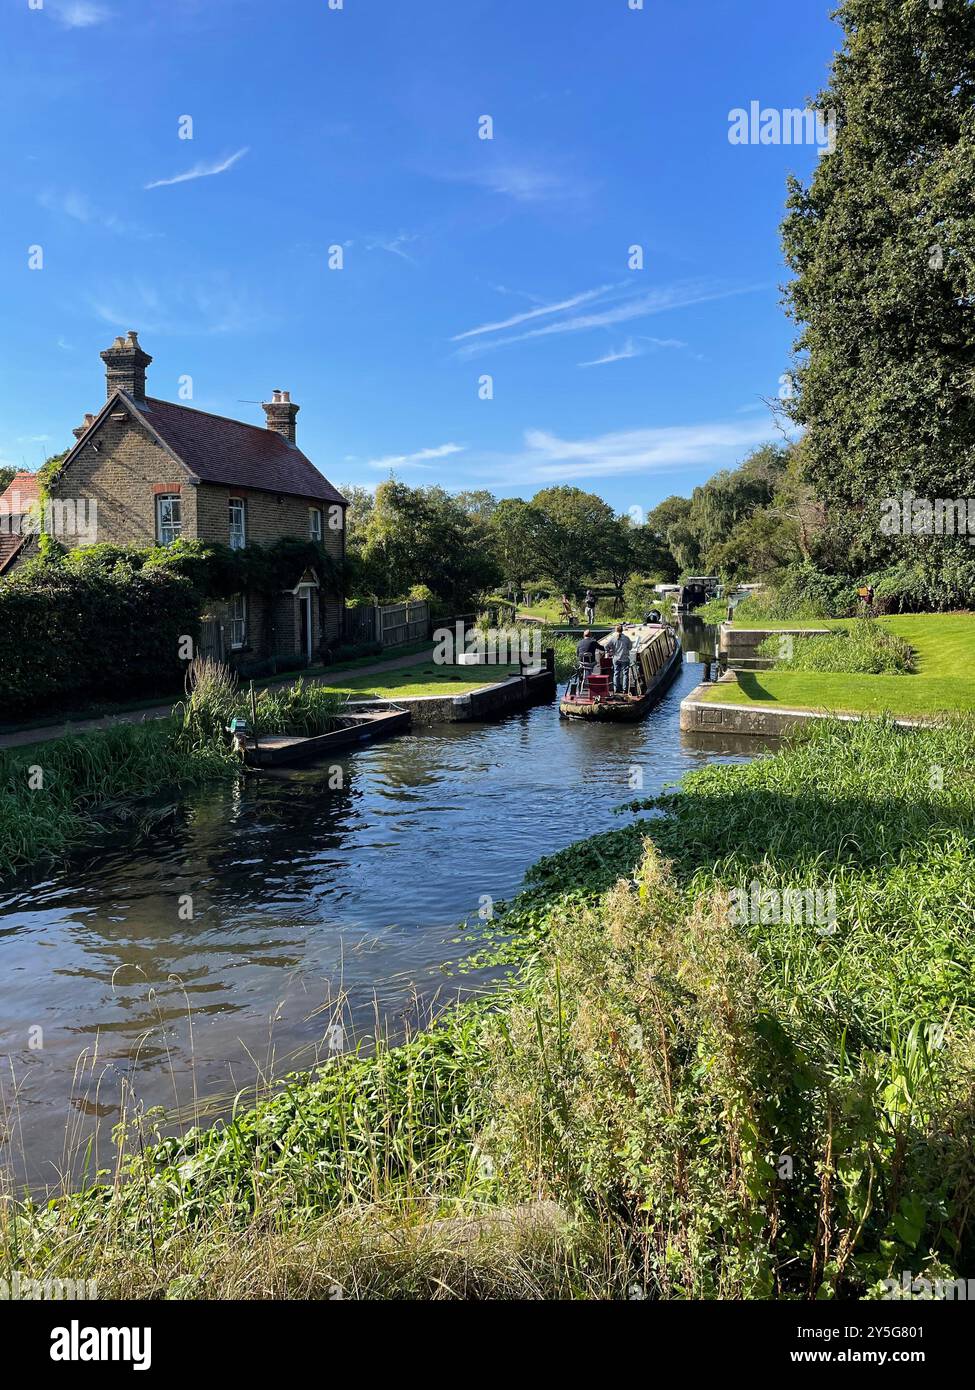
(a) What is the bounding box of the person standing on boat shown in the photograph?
[607,624,633,695]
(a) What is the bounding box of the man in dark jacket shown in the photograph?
[576,629,600,668]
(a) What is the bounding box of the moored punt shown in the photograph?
[559,623,682,721]
[243,706,411,767]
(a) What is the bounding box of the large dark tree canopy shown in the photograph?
[781,0,975,578]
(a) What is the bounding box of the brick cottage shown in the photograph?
[4,332,347,665]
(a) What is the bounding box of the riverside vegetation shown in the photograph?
[0,661,342,880]
[2,717,973,1299]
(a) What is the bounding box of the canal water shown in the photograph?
[0,620,749,1189]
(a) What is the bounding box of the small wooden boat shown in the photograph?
[243,705,411,767]
[559,623,682,721]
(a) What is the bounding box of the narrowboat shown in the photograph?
[559,622,682,721]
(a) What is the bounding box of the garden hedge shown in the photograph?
[0,560,201,718]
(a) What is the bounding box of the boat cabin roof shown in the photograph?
[597,623,670,654]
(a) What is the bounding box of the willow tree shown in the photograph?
[781,0,975,590]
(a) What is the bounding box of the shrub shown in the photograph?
[0,561,201,718]
[622,575,659,618]
[759,620,916,675]
[324,640,383,664]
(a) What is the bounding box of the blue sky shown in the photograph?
[1,0,840,514]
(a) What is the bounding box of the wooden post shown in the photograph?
[250,679,259,755]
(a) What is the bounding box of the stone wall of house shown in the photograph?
[194,483,344,563]
[51,413,196,550]
[207,586,344,665]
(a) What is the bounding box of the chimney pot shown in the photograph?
[100,331,152,401]
[262,389,300,443]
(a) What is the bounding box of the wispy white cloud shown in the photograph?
[579,335,690,366]
[38,189,157,239]
[454,281,767,358]
[50,1,111,27]
[521,422,785,482]
[452,285,618,343]
[367,232,419,264]
[436,160,590,205]
[578,338,642,368]
[86,275,267,336]
[365,443,465,471]
[466,420,790,487]
[145,147,249,190]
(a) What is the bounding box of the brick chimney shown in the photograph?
[262,389,299,443]
[100,331,152,401]
[72,412,97,441]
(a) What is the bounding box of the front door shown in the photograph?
[299,588,313,661]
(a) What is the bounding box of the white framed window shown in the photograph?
[309,507,323,541]
[228,593,247,650]
[155,493,182,546]
[229,497,246,550]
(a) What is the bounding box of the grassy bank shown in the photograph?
[706,613,975,718]
[4,717,974,1299]
[330,661,520,699]
[0,665,344,880]
[0,719,238,881]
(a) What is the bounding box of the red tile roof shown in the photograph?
[0,534,26,572]
[0,473,37,572]
[0,471,40,510]
[134,397,346,506]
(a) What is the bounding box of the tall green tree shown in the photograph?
[488,497,541,594]
[598,516,636,608]
[339,484,375,545]
[530,485,618,594]
[781,0,975,580]
[645,495,697,576]
[453,489,498,522]
[356,481,499,607]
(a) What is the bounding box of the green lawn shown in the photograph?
[704,612,975,717]
[331,662,519,699]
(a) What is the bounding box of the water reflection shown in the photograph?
[0,638,749,1188]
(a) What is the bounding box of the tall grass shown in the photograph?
[0,662,343,881]
[759,619,916,675]
[176,658,343,743]
[0,719,236,880]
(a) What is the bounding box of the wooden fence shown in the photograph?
[344,601,430,649]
